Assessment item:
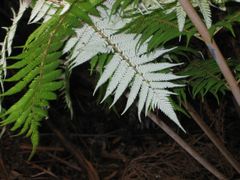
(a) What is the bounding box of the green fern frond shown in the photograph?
[209,10,240,36]
[179,60,228,102]
[122,8,196,50]
[0,0,100,158]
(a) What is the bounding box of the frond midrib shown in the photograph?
[28,16,66,120]
[91,22,175,101]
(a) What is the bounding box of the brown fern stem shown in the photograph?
[125,91,227,178]
[182,101,240,174]
[147,111,227,179]
[178,0,240,106]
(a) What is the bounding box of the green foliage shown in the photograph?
[120,9,196,50]
[209,10,240,36]
[0,0,100,158]
[0,0,240,157]
[179,60,240,103]
[112,0,240,31]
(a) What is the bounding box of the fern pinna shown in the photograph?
[0,0,101,157]
[114,0,240,32]
[63,2,185,129]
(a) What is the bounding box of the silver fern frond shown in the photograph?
[29,0,70,24]
[63,2,185,130]
[194,0,212,28]
[0,0,31,97]
[176,2,187,32]
[140,0,240,31]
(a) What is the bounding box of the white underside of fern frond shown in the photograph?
[0,0,69,80]
[165,0,212,31]
[138,0,232,31]
[63,1,185,130]
[0,0,31,113]
[0,0,31,91]
[29,0,70,24]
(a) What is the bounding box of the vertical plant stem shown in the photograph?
[178,0,240,106]
[182,101,240,174]
[147,112,227,179]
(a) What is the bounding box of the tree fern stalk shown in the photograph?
[182,101,240,174]
[147,110,227,179]
[178,0,240,107]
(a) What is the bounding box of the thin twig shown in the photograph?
[147,112,227,179]
[20,144,65,152]
[178,0,240,106]
[48,154,82,173]
[26,161,58,178]
[0,154,9,180]
[46,121,100,180]
[182,101,240,174]
[124,91,227,179]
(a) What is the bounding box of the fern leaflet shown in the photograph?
[0,0,100,158]
[64,2,185,130]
